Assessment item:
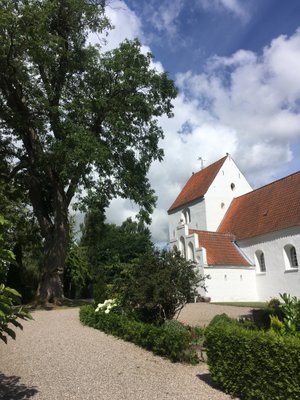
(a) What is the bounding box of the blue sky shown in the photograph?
[125,0,300,77]
[98,0,300,243]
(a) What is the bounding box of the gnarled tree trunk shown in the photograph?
[36,221,68,304]
[30,175,70,305]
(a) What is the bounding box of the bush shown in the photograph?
[205,323,300,400]
[0,284,32,343]
[113,249,206,324]
[251,297,284,330]
[80,304,200,363]
[279,293,300,335]
[208,313,236,327]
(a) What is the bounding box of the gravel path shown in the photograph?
[177,302,253,326]
[0,305,244,400]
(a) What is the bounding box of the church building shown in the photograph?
[168,154,300,302]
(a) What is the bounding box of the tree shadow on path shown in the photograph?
[0,373,38,400]
[197,372,221,390]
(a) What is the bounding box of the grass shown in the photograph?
[211,301,268,309]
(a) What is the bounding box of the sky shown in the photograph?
[95,0,300,244]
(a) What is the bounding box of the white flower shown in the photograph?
[95,298,117,314]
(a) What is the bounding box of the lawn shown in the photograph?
[211,301,268,308]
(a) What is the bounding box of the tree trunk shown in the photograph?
[35,218,69,304]
[33,183,70,305]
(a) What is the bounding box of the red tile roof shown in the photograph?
[218,171,300,240]
[189,229,251,266]
[168,156,227,213]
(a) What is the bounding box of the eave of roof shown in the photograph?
[168,155,227,213]
[189,229,251,267]
[218,170,300,240]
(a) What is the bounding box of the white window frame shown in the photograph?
[283,245,299,270]
[187,242,195,261]
[255,250,266,273]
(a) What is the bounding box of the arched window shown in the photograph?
[255,250,266,272]
[187,242,194,261]
[290,246,298,267]
[259,253,266,272]
[284,245,298,269]
[173,245,178,253]
[179,237,186,258]
[181,208,191,224]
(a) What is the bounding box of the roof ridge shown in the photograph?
[168,154,228,213]
[235,169,300,201]
[190,228,231,235]
[190,227,250,266]
[189,228,235,240]
[191,155,227,177]
[218,168,300,239]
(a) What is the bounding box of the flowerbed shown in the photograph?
[79,304,204,363]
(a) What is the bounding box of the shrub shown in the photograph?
[205,323,300,400]
[208,313,236,327]
[80,304,200,363]
[279,293,300,335]
[0,284,32,343]
[113,249,207,325]
[251,301,283,330]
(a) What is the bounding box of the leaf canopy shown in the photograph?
[0,0,177,224]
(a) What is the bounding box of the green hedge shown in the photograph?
[79,305,199,363]
[205,324,300,400]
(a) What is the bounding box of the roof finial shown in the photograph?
[198,157,205,170]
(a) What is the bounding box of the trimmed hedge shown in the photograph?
[205,323,300,400]
[79,305,199,363]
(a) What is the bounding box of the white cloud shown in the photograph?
[149,0,184,36]
[174,29,300,186]
[89,2,300,246]
[89,0,143,50]
[148,29,300,242]
[198,0,250,22]
[106,197,138,224]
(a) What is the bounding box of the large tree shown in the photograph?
[0,0,176,303]
[0,150,42,301]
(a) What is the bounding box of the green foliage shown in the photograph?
[0,216,15,282]
[0,0,176,302]
[81,211,153,268]
[209,312,257,331]
[279,293,300,335]
[205,323,300,400]
[80,304,200,363]
[80,211,154,304]
[92,276,109,304]
[251,297,284,330]
[208,313,236,327]
[0,283,32,343]
[270,314,285,334]
[0,162,44,301]
[64,218,91,298]
[113,249,205,324]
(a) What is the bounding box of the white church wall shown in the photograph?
[188,197,207,231]
[168,197,207,241]
[204,267,258,302]
[238,226,300,301]
[169,226,207,297]
[205,156,252,231]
